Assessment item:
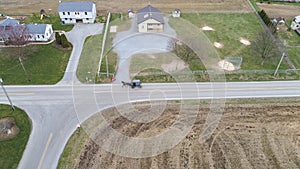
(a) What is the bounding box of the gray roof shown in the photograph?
[26,24,47,34]
[0,18,19,27]
[58,1,95,12]
[137,5,164,24]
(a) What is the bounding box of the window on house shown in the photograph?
[70,18,72,21]
[65,18,67,20]
[63,12,65,15]
[68,12,70,15]
[37,35,40,38]
[86,18,89,20]
[85,12,87,15]
[75,12,79,15]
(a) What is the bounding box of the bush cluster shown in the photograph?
[55,32,72,48]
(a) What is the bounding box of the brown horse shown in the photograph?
[121,81,132,87]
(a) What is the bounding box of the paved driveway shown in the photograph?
[112,17,176,83]
[58,23,104,85]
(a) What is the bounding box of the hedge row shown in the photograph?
[258,10,277,33]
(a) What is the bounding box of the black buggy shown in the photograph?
[131,79,142,89]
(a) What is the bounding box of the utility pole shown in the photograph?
[274,53,285,76]
[0,78,15,111]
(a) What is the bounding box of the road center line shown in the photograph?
[37,133,53,169]
[93,86,300,94]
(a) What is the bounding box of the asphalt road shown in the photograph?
[1,81,300,169]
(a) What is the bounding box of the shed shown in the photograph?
[128,9,135,18]
[172,8,181,18]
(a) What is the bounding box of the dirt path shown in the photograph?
[72,102,300,169]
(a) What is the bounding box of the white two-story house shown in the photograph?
[58,1,96,24]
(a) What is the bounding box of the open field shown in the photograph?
[0,104,31,169]
[180,13,289,70]
[58,99,300,169]
[0,0,253,15]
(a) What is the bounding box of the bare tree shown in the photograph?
[168,38,197,63]
[251,28,281,65]
[6,25,31,81]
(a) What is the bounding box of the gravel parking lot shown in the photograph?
[112,17,176,82]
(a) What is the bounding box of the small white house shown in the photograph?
[58,1,96,24]
[137,5,164,33]
[172,8,181,18]
[291,15,300,30]
[26,24,53,41]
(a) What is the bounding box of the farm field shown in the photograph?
[58,99,300,169]
[1,0,252,15]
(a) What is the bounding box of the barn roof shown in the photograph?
[58,1,95,12]
[137,5,164,24]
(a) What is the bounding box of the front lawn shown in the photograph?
[0,44,71,84]
[76,35,102,83]
[0,104,31,169]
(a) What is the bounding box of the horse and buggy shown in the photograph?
[121,79,142,89]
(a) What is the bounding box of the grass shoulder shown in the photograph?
[0,104,31,169]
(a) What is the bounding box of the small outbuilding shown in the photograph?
[128,9,135,18]
[172,8,181,18]
[136,5,164,33]
[58,1,96,24]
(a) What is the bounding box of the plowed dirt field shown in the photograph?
[72,101,300,169]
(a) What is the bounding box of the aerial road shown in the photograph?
[0,80,299,169]
[1,22,300,169]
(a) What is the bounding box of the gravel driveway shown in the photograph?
[113,17,176,83]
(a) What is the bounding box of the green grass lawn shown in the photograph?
[0,44,71,84]
[180,13,290,70]
[277,25,300,68]
[0,104,31,169]
[24,14,74,32]
[76,35,102,83]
